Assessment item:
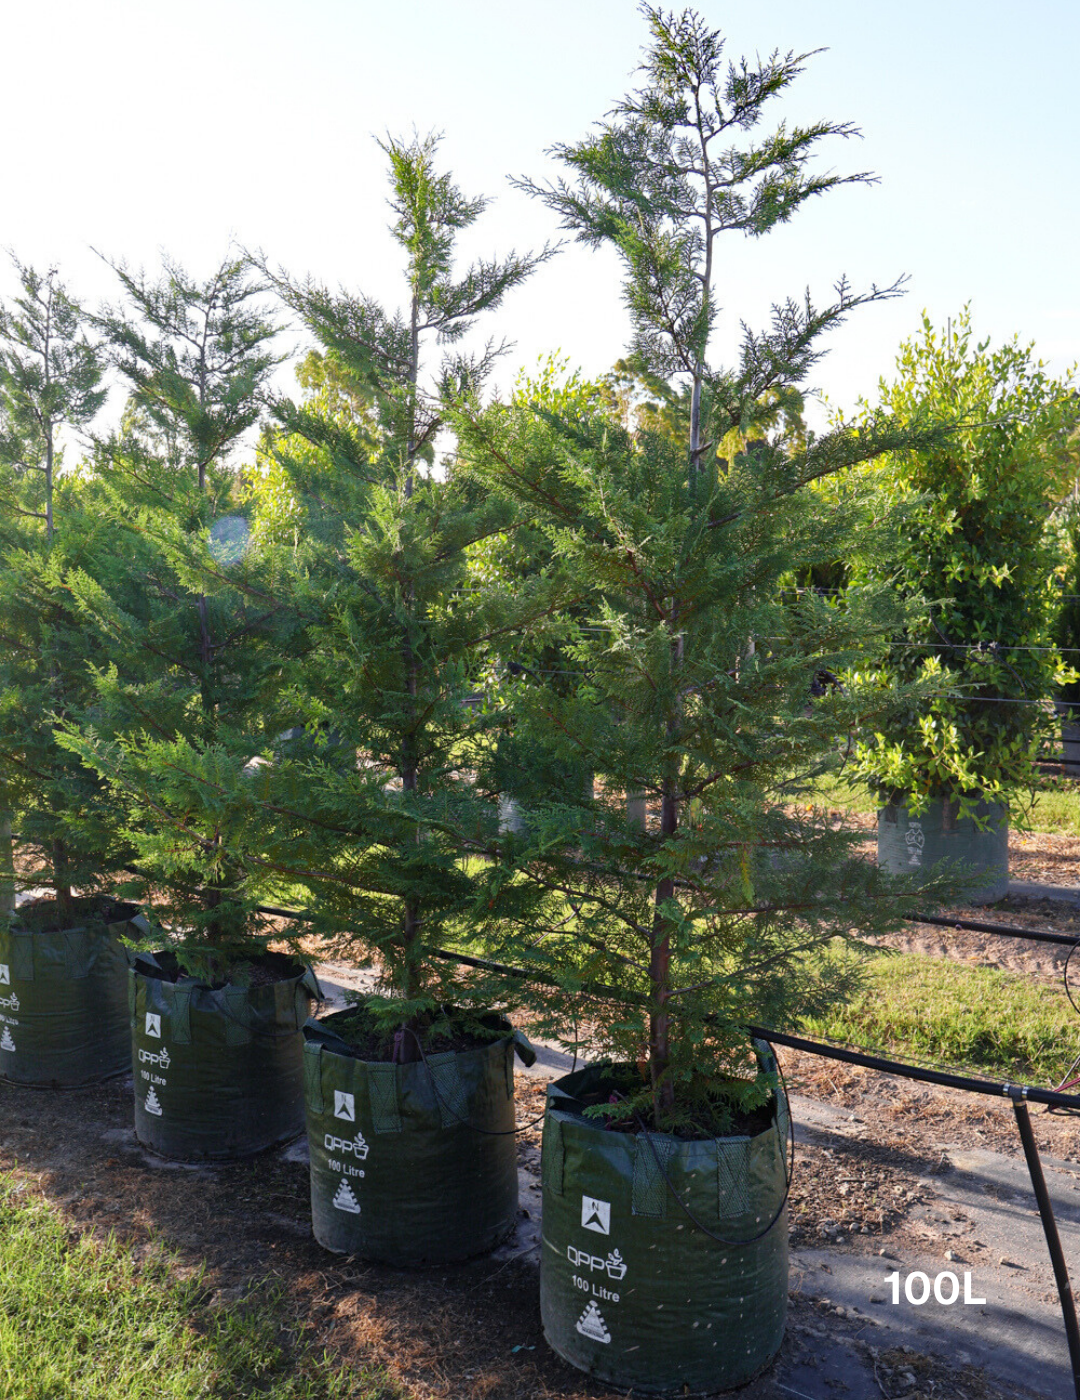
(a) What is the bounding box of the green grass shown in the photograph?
[804,948,1079,1085]
[805,769,1080,835]
[0,1178,397,1400]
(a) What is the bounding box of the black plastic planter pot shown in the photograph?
[303,1010,536,1265]
[130,951,320,1161]
[539,1054,790,1396]
[877,797,1008,904]
[0,899,147,1088]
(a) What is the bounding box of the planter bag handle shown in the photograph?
[632,1133,676,1218]
[425,1050,469,1129]
[118,911,152,942]
[62,931,95,980]
[512,1029,537,1067]
[300,1016,403,1133]
[166,984,194,1045]
[223,987,252,1046]
[303,1039,325,1113]
[542,1113,566,1196]
[302,1014,354,1057]
[131,960,194,1045]
[130,949,162,976]
[367,1063,403,1134]
[715,1138,754,1219]
[294,966,323,1030]
[8,933,34,983]
[752,1035,790,1164]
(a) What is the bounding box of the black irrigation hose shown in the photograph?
[1066,941,1080,1022]
[905,910,1080,948]
[426,944,1080,1110]
[432,945,1080,1109]
[742,1023,1080,1109]
[1012,1096,1080,1400]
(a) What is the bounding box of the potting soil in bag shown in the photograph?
[130,950,320,1160]
[539,1047,789,1396]
[303,1008,536,1265]
[0,898,146,1088]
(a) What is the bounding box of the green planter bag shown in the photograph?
[539,1054,790,1396]
[877,798,1008,904]
[130,951,320,1161]
[0,898,146,1088]
[303,1009,536,1265]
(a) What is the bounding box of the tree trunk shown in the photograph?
[44,421,55,541]
[394,617,424,1063]
[648,786,677,1119]
[649,617,683,1120]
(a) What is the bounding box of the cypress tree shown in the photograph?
[77,135,556,1047]
[55,255,290,967]
[456,5,953,1127]
[0,260,113,926]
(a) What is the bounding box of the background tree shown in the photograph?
[55,255,290,961]
[850,309,1079,818]
[0,261,112,924]
[458,4,952,1124]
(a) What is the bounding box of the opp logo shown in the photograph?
[324,1131,370,1161]
[567,1245,627,1280]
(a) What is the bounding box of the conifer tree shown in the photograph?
[217,133,558,1055]
[0,261,112,924]
[457,5,952,1125]
[55,255,290,962]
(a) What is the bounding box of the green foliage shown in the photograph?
[457,389,955,1130]
[849,309,1080,816]
[0,261,119,917]
[0,257,107,539]
[1054,498,1080,710]
[452,6,962,1129]
[54,255,292,958]
[160,136,556,1040]
[516,3,896,473]
[0,1176,397,1399]
[96,254,283,491]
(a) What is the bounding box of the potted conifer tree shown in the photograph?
[55,255,320,1159]
[152,134,555,1257]
[456,9,954,1392]
[851,311,1078,904]
[0,260,146,1088]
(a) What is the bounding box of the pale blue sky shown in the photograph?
[3,0,1077,424]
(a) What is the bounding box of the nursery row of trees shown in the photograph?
[2,9,1078,1133]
